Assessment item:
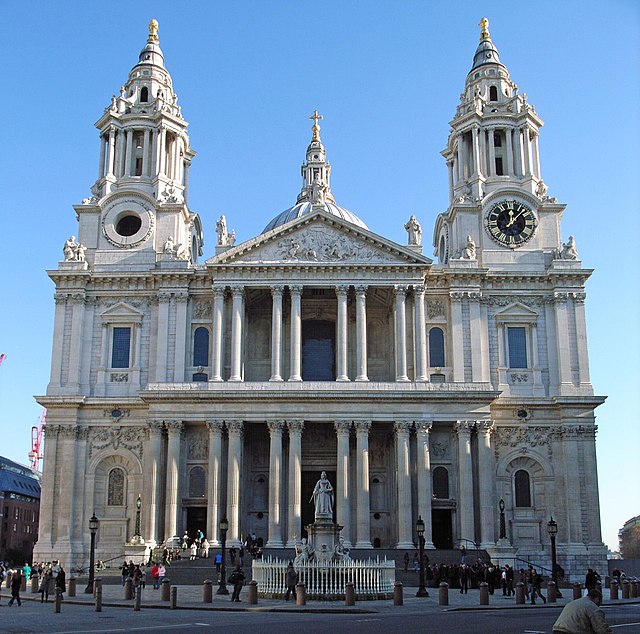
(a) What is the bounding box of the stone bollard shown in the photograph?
[572,583,582,600]
[296,582,306,606]
[547,580,557,603]
[345,582,355,606]
[248,580,258,605]
[124,577,134,600]
[68,577,77,597]
[161,578,171,601]
[170,585,178,609]
[393,581,403,606]
[622,579,630,599]
[479,582,489,605]
[515,581,525,604]
[94,577,103,598]
[134,587,142,611]
[631,580,638,599]
[54,587,62,613]
[439,581,449,606]
[95,584,103,612]
[31,574,39,593]
[203,579,213,603]
[610,580,619,600]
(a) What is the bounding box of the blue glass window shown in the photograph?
[429,327,445,367]
[507,327,528,368]
[515,470,531,507]
[111,327,131,369]
[193,327,209,366]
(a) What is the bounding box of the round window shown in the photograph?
[116,214,142,236]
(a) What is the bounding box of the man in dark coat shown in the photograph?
[9,569,23,606]
[228,564,245,602]
[285,561,299,600]
[56,566,67,599]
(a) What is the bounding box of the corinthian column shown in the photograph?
[266,420,285,547]
[334,420,352,547]
[270,285,284,381]
[335,285,350,381]
[477,420,495,548]
[289,285,302,381]
[355,421,372,548]
[455,421,475,545]
[394,286,409,381]
[416,421,435,549]
[413,285,427,381]
[226,420,244,546]
[286,420,304,548]
[206,420,224,546]
[229,286,244,381]
[145,420,164,544]
[164,421,184,541]
[395,420,414,548]
[211,286,225,382]
[355,285,369,381]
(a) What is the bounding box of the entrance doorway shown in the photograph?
[432,509,453,549]
[186,507,207,543]
[302,320,335,380]
[301,470,337,535]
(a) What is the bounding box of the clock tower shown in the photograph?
[434,18,564,269]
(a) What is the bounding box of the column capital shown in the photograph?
[413,284,425,296]
[454,420,474,435]
[287,420,304,435]
[394,420,413,435]
[335,285,350,297]
[354,420,372,434]
[226,419,244,435]
[354,285,368,296]
[267,419,286,434]
[476,420,495,435]
[205,419,225,434]
[166,420,184,436]
[271,285,285,297]
[289,284,303,296]
[334,419,352,435]
[212,285,226,299]
[158,291,172,303]
[148,420,164,436]
[415,420,433,435]
[393,285,408,298]
[230,285,245,299]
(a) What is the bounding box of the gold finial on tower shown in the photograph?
[309,110,323,142]
[479,17,490,40]
[148,18,159,43]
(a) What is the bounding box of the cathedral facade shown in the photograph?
[35,19,607,578]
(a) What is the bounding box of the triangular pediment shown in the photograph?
[494,301,539,323]
[99,302,144,323]
[206,211,432,266]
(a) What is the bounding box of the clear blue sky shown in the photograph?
[1,1,638,553]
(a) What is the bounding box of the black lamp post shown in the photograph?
[547,516,562,597]
[416,515,429,597]
[499,498,506,540]
[84,513,99,593]
[134,494,142,538]
[216,517,229,595]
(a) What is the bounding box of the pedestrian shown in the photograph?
[230,547,237,565]
[585,568,597,593]
[459,563,468,594]
[239,547,245,567]
[530,568,546,604]
[506,564,514,596]
[158,562,166,586]
[403,552,409,571]
[215,552,222,573]
[552,588,611,633]
[202,539,210,559]
[151,562,160,589]
[40,568,53,602]
[8,569,23,606]
[413,553,419,572]
[285,561,298,601]
[190,541,198,560]
[228,564,245,602]
[120,559,129,586]
[56,565,67,599]
[133,565,143,597]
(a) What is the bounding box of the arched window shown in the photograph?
[514,469,532,507]
[189,466,206,498]
[107,468,125,506]
[140,86,149,102]
[193,327,209,367]
[429,328,445,367]
[489,85,498,102]
[433,466,449,499]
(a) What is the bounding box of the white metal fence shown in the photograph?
[252,556,396,599]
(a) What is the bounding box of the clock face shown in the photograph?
[485,200,537,247]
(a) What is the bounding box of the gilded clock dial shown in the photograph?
[485,200,537,247]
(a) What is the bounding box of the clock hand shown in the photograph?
[505,210,515,227]
[507,210,526,227]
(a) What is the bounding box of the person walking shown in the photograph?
[39,568,53,602]
[403,552,410,571]
[8,569,23,606]
[459,563,469,594]
[56,565,67,600]
[530,568,546,604]
[552,588,611,633]
[228,564,245,602]
[285,561,298,601]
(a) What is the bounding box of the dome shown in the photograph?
[262,201,368,234]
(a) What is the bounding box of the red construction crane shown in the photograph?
[29,408,46,471]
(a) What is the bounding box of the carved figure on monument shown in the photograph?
[163,235,182,259]
[404,215,422,246]
[310,471,334,520]
[333,537,351,562]
[215,214,229,246]
[535,179,548,198]
[311,176,326,205]
[294,537,315,566]
[76,243,87,262]
[63,236,87,262]
[461,235,476,260]
[558,235,578,260]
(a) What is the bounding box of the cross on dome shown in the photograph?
[309,110,323,141]
[148,18,159,43]
[479,17,490,40]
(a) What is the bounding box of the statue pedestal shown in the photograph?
[307,519,343,563]
[123,540,151,565]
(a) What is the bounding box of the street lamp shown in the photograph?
[84,513,99,594]
[499,498,506,540]
[416,515,429,597]
[134,494,142,538]
[216,517,229,595]
[547,516,562,598]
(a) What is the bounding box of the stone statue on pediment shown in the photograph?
[404,215,422,246]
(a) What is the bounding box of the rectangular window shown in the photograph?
[495,157,504,175]
[507,327,528,368]
[135,157,143,176]
[111,327,132,368]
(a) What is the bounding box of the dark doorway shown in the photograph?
[432,509,453,549]
[302,320,335,380]
[186,507,207,542]
[302,470,337,535]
